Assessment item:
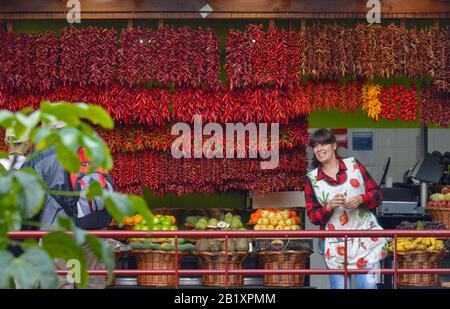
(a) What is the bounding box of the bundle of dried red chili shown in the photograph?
[420,87,450,127]
[226,24,302,89]
[60,27,118,88]
[118,26,220,89]
[111,147,308,196]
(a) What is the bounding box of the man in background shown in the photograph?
[0,129,29,171]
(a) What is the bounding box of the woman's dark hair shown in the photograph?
[309,129,337,168]
[309,129,337,148]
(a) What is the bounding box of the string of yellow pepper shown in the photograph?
[361,83,382,121]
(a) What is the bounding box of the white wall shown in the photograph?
[307,128,450,184]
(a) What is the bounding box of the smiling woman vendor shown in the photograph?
[304,129,388,289]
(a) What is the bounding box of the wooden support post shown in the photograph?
[158,19,164,29]
[6,20,13,32]
[127,19,133,31]
[269,19,275,29]
[433,19,440,30]
[288,20,293,31]
[400,19,406,29]
[300,20,306,34]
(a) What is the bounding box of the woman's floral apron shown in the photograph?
[307,157,388,269]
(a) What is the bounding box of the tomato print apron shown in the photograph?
[307,157,388,269]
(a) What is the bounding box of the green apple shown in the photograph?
[161,218,172,226]
[169,226,178,231]
[153,224,162,230]
[161,225,170,231]
[153,217,160,225]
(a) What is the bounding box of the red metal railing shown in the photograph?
[8,230,450,289]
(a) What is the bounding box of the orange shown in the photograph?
[124,217,134,225]
[134,214,143,224]
[168,215,176,225]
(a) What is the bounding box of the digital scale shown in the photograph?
[378,200,425,215]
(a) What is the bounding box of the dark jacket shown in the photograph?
[25,147,77,229]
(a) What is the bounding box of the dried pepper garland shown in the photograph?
[420,87,450,128]
[225,24,302,89]
[0,31,59,94]
[361,83,382,121]
[60,27,118,88]
[111,149,308,196]
[99,121,308,154]
[118,26,220,89]
[433,27,449,93]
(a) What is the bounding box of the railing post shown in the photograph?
[175,236,179,289]
[344,235,348,289]
[393,235,398,289]
[225,235,229,288]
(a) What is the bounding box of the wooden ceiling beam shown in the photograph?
[0,12,449,20]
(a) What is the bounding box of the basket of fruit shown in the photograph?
[184,213,247,243]
[248,209,302,230]
[388,236,448,286]
[426,187,450,229]
[129,240,195,287]
[194,238,251,287]
[151,208,184,225]
[258,250,312,287]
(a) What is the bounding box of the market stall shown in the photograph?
[0,0,449,289]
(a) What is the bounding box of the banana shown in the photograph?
[430,238,436,247]
[413,238,423,245]
[427,246,435,252]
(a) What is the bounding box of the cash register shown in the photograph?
[377,154,443,216]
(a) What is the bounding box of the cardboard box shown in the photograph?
[254,238,313,252]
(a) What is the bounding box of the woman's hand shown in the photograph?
[343,195,363,209]
[326,193,346,211]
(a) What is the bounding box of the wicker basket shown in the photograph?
[427,207,450,229]
[397,250,448,286]
[194,251,249,287]
[258,250,311,287]
[131,250,186,286]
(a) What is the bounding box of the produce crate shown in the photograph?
[194,251,249,287]
[397,250,448,286]
[130,250,186,287]
[258,250,312,287]
[254,238,313,252]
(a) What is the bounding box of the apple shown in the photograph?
[446,193,450,201]
[441,187,449,194]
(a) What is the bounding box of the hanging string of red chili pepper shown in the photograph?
[118,26,220,89]
[111,148,308,196]
[98,120,309,154]
[420,87,450,128]
[226,24,302,90]
[60,27,118,88]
